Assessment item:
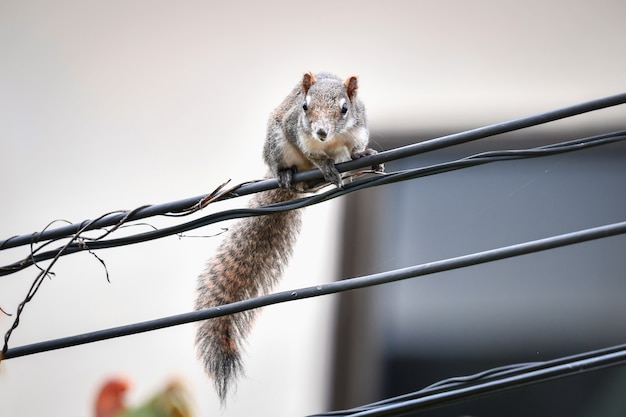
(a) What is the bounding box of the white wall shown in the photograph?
[1,1,625,416]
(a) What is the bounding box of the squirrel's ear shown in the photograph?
[345,76,358,100]
[302,72,316,94]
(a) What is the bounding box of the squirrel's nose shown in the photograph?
[316,128,328,141]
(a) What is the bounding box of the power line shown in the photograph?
[3,219,626,360]
[310,344,626,417]
[1,92,625,416]
[2,129,625,277]
[2,92,625,252]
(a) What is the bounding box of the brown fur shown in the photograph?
[344,76,358,99]
[194,186,301,403]
[195,72,382,404]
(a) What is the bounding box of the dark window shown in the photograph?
[330,129,626,416]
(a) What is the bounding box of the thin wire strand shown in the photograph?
[1,211,132,355]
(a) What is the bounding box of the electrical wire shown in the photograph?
[2,91,625,252]
[3,219,626,360]
[312,342,626,416]
[2,129,625,276]
[1,92,626,416]
[309,343,626,417]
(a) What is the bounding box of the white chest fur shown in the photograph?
[301,126,368,162]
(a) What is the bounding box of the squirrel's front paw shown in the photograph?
[277,167,296,189]
[352,148,384,173]
[319,164,344,189]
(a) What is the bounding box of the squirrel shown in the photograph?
[194,71,383,403]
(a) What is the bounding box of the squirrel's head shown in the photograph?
[300,72,362,142]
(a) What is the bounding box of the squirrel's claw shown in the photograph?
[319,163,344,189]
[352,148,385,173]
[276,167,296,189]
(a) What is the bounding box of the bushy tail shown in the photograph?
[194,186,302,403]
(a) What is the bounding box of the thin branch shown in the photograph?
[1,210,137,355]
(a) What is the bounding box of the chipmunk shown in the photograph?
[194,72,383,403]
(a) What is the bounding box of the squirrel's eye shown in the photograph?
[302,101,308,111]
[341,102,349,114]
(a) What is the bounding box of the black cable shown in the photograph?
[1,92,625,251]
[312,342,626,416]
[2,129,625,276]
[0,93,625,416]
[316,345,626,417]
[3,219,626,360]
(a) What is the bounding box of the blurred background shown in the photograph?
[1,1,625,416]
